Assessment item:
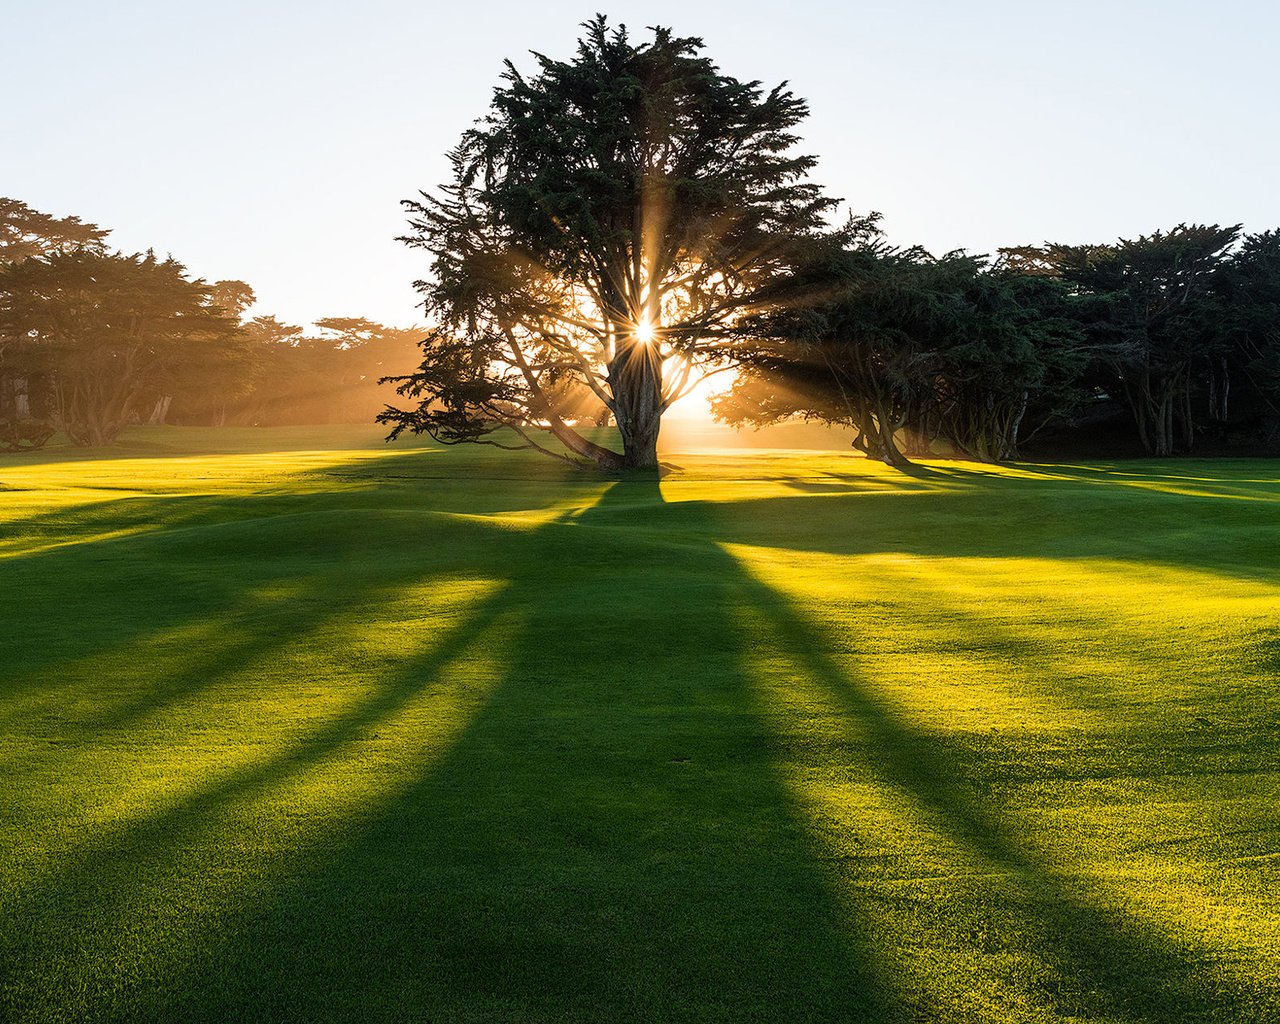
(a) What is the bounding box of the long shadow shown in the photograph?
[725,560,1268,1021]
[658,471,1280,586]
[1011,460,1280,498]
[0,576,516,975]
[3,459,1273,1021]
[0,452,605,726]
[3,480,906,1023]
[0,500,460,741]
[193,478,905,1021]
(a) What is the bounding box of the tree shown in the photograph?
[716,222,936,466]
[717,219,1088,465]
[1215,230,1280,436]
[382,16,835,470]
[209,279,257,320]
[202,315,303,425]
[0,250,238,445]
[0,198,113,448]
[1002,224,1240,456]
[162,281,261,426]
[190,316,424,427]
[928,264,1088,462]
[0,197,109,264]
[309,318,425,423]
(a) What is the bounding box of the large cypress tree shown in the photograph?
[382,16,835,469]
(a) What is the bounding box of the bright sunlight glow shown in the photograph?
[634,317,656,344]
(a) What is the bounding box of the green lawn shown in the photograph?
[1,426,1277,1023]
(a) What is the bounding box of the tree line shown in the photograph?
[716,218,1280,464]
[380,17,1280,468]
[0,198,420,451]
[7,19,1279,467]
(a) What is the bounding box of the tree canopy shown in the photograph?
[0,250,238,446]
[381,16,835,469]
[1003,225,1241,456]
[0,198,109,264]
[717,219,1088,465]
[0,198,423,448]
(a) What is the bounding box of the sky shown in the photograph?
[4,1,1278,330]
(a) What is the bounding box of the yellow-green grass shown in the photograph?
[1,426,1277,1023]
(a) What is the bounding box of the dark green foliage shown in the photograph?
[931,265,1090,461]
[0,198,113,448]
[723,218,1280,463]
[1215,230,1280,436]
[718,219,1087,464]
[1003,225,1241,455]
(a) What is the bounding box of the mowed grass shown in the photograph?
[1,425,1278,1023]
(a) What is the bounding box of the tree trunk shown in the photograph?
[149,395,172,425]
[1181,378,1194,452]
[1208,356,1230,422]
[14,378,30,420]
[868,402,911,468]
[900,424,932,458]
[1005,390,1028,461]
[1151,389,1172,457]
[879,426,911,467]
[547,418,624,470]
[620,416,659,470]
[504,325,625,471]
[610,339,662,471]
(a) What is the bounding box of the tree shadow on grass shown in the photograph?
[0,495,508,744]
[2,469,1269,1022]
[166,478,898,1022]
[665,468,1280,587]
[3,480,899,1023]
[0,451,608,735]
[723,555,1268,1021]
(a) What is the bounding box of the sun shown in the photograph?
[634,317,656,344]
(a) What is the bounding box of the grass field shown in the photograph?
[1,425,1277,1023]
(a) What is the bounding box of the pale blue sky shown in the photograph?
[4,1,1277,327]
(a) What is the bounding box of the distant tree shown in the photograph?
[164,282,262,426]
[718,219,1087,465]
[245,315,305,349]
[205,315,303,425]
[0,250,237,445]
[209,279,257,320]
[1215,230,1280,436]
[1002,224,1240,455]
[212,316,422,426]
[311,318,424,422]
[717,223,937,466]
[0,199,113,447]
[929,264,1088,461]
[0,197,109,263]
[383,17,835,469]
